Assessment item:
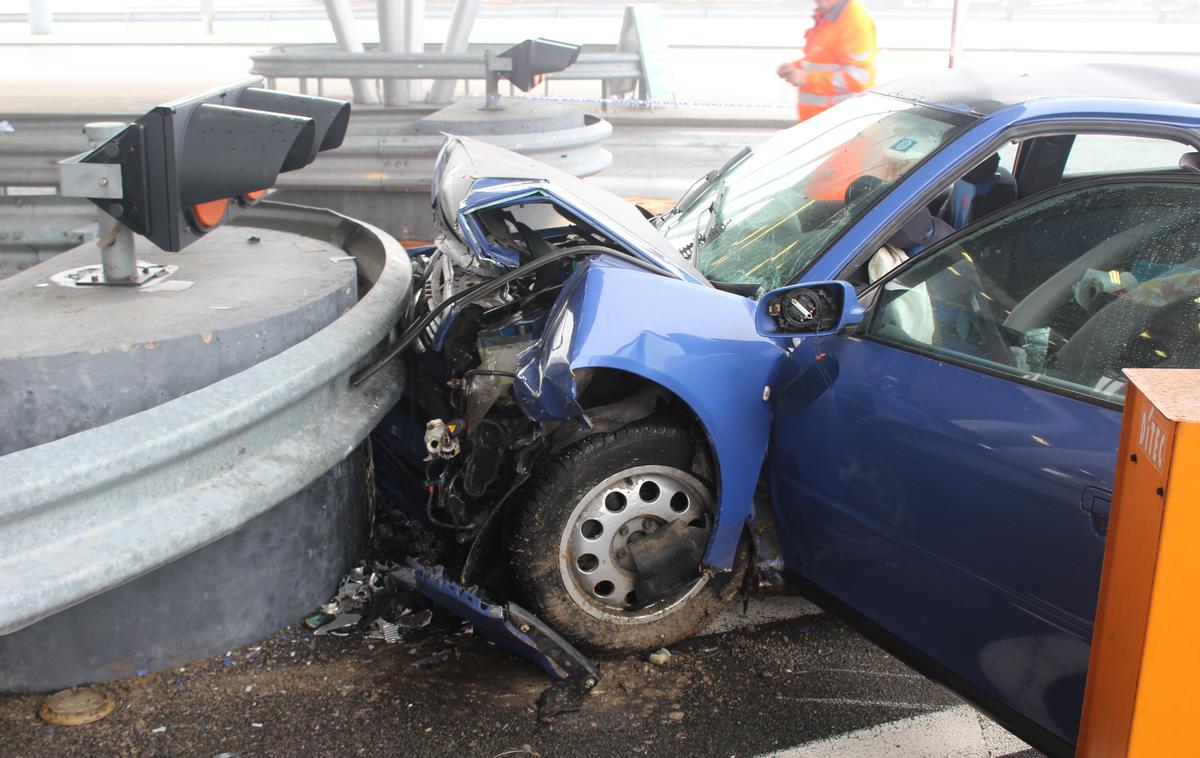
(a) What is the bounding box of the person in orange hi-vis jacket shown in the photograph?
[777,0,877,122]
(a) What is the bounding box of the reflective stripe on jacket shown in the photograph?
[794,0,877,121]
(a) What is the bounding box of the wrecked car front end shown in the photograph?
[367,136,784,655]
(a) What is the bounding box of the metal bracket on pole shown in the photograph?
[56,122,168,287]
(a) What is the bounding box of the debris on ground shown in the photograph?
[302,485,601,717]
[412,649,453,668]
[535,677,593,720]
[38,686,116,726]
[306,560,438,642]
[648,648,672,666]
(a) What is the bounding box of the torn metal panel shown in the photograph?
[437,136,703,283]
[393,562,600,685]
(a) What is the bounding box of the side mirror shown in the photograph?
[755,280,864,338]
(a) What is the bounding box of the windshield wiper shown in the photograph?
[657,145,752,225]
[690,179,731,268]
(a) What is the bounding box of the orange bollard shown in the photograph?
[1077,369,1200,757]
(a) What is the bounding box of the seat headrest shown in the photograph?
[963,153,1002,184]
[889,207,956,252]
[1180,152,1200,173]
[889,207,936,251]
[844,174,885,205]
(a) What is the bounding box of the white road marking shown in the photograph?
[758,704,1033,758]
[775,695,941,712]
[796,667,924,680]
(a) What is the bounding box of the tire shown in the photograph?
[509,420,747,653]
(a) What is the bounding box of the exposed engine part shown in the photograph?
[433,232,481,273]
[436,304,485,377]
[463,418,506,498]
[351,244,673,387]
[424,419,463,459]
[465,334,529,429]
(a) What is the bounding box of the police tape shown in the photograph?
[507,93,795,111]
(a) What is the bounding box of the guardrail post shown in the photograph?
[83,122,138,284]
[28,0,52,35]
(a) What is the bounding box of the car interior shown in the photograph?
[869,177,1200,402]
[844,135,1200,288]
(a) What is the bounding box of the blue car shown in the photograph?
[373,63,1200,755]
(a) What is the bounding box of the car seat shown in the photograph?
[941,153,1017,229]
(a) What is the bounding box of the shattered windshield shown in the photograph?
[658,94,977,293]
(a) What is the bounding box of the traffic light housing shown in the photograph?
[499,38,581,92]
[61,79,350,252]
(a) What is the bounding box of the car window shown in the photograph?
[656,93,976,292]
[866,179,1200,404]
[1062,135,1192,178]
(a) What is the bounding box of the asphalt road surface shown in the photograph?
[0,596,1040,757]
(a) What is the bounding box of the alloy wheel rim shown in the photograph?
[558,464,713,624]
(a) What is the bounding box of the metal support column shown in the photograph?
[377,0,406,106]
[200,0,215,35]
[948,0,968,68]
[28,0,52,35]
[323,0,380,105]
[377,0,425,106]
[428,0,480,104]
[404,0,426,103]
[84,123,137,284]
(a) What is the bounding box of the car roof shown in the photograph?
[875,63,1200,117]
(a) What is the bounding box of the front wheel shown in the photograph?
[508,420,745,653]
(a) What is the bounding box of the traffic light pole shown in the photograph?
[83,122,139,284]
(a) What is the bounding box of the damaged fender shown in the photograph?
[514,258,784,571]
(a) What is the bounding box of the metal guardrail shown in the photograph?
[0,111,614,191]
[249,45,642,100]
[288,114,614,191]
[1,3,1197,26]
[0,202,413,636]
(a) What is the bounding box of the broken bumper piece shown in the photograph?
[391,561,600,688]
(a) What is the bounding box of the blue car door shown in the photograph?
[767,176,1200,747]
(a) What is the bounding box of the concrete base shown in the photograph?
[0,444,368,692]
[410,98,587,136]
[0,224,368,691]
[0,227,357,455]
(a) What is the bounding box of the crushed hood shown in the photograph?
[433,136,704,282]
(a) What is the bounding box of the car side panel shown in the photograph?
[514,260,783,570]
[769,335,1118,744]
